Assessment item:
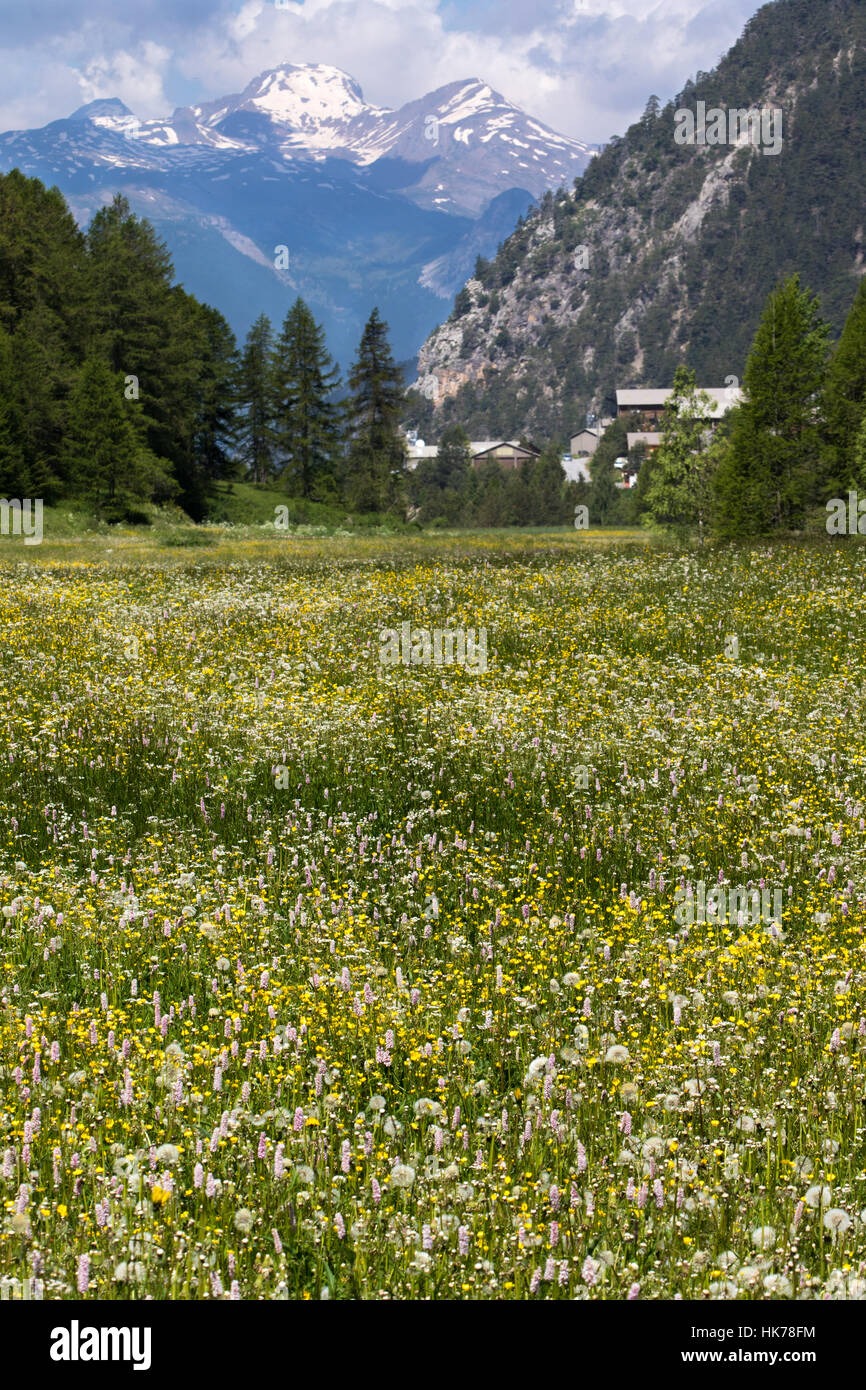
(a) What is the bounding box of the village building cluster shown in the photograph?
[405,385,744,491]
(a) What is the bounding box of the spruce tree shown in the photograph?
[345,309,405,513]
[84,195,208,514]
[235,314,277,485]
[527,442,566,524]
[713,275,828,537]
[61,359,158,517]
[191,302,239,489]
[589,418,629,525]
[0,324,24,496]
[821,277,866,495]
[272,298,342,500]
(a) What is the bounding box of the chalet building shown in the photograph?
[570,428,600,458]
[469,440,540,471]
[625,429,665,454]
[569,419,614,459]
[403,434,541,472]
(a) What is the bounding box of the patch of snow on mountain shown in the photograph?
[248,64,375,128]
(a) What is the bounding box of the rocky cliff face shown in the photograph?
[412,0,866,442]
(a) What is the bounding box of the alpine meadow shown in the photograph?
[1,0,866,1331]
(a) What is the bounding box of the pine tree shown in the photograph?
[527,442,566,524]
[61,359,159,517]
[502,462,530,525]
[643,367,717,541]
[434,426,472,490]
[0,172,88,490]
[191,302,239,489]
[11,310,72,498]
[345,309,405,513]
[853,414,866,492]
[821,277,866,495]
[475,461,506,527]
[272,298,342,500]
[84,195,209,514]
[0,324,24,495]
[713,275,829,536]
[0,172,238,518]
[84,195,176,372]
[453,287,472,319]
[589,418,629,525]
[408,425,471,525]
[235,314,277,485]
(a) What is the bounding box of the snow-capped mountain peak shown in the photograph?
[170,62,383,149]
[240,63,376,127]
[56,65,594,205]
[67,98,141,138]
[433,80,499,120]
[0,61,596,363]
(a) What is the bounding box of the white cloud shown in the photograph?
[0,57,87,131]
[172,0,759,142]
[229,1,268,43]
[78,41,174,113]
[0,1,763,143]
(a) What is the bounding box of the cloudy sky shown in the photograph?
[0,0,768,143]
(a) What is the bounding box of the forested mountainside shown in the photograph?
[411,0,866,441]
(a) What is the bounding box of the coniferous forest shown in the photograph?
[0,171,414,523]
[4,156,866,537]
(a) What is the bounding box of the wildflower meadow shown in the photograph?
[1,531,865,1302]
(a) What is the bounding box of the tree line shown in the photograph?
[0,170,408,521]
[5,168,861,538]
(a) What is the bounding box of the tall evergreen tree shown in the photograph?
[272,298,342,500]
[191,301,239,489]
[408,424,471,525]
[84,195,211,514]
[0,171,87,488]
[0,324,25,496]
[61,358,168,517]
[235,314,277,485]
[0,172,238,518]
[0,170,87,343]
[821,277,866,495]
[502,461,531,525]
[345,309,405,513]
[713,275,829,537]
[475,460,506,527]
[84,195,176,371]
[589,418,629,525]
[527,441,566,524]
